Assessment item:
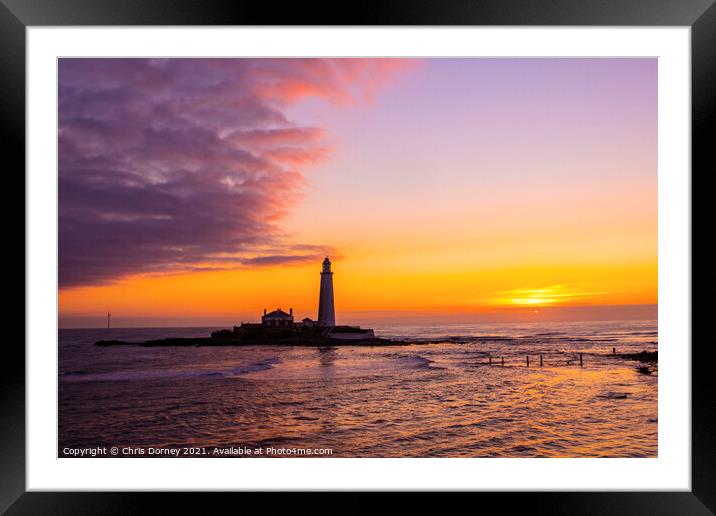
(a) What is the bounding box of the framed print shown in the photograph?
[6,0,714,511]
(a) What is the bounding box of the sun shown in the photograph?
[490,285,587,307]
[510,297,555,306]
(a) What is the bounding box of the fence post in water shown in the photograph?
[526,355,529,367]
[489,355,492,366]
[613,347,616,356]
[579,353,583,367]
[501,357,504,367]
[540,354,543,366]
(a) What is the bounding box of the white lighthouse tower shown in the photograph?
[317,257,336,326]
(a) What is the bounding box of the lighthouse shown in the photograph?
[317,257,336,326]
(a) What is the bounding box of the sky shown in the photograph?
[57,58,657,328]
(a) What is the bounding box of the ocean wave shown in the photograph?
[224,357,282,376]
[60,357,282,383]
[380,333,639,345]
[396,355,438,370]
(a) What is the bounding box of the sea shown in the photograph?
[58,320,657,458]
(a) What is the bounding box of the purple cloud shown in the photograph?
[58,58,407,287]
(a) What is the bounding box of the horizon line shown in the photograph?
[58,303,658,330]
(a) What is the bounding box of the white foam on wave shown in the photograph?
[224,357,282,376]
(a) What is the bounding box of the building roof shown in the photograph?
[263,309,292,319]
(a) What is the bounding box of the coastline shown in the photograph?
[94,336,412,347]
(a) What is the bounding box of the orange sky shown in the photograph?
[58,257,657,327]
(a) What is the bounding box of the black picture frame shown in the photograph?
[4,0,713,512]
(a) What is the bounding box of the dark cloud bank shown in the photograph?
[58,58,406,288]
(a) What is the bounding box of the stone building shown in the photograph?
[261,308,294,327]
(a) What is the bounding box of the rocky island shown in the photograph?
[95,323,404,347]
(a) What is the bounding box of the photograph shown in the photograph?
[57,57,658,459]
